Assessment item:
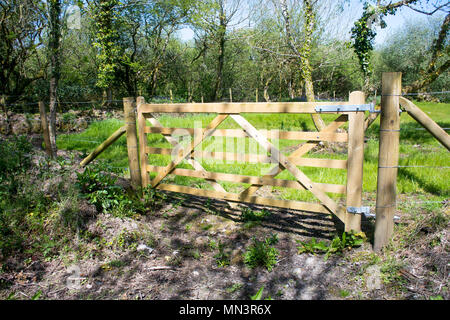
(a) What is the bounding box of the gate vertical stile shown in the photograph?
[137,96,149,188]
[345,91,366,232]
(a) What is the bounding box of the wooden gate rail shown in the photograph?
[137,94,366,232]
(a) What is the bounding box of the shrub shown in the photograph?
[76,163,165,217]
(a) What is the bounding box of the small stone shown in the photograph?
[293,268,302,278]
[136,244,154,254]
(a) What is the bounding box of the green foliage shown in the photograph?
[250,286,272,300]
[339,289,350,298]
[0,136,38,255]
[76,162,124,213]
[350,2,399,76]
[241,207,271,226]
[243,235,279,272]
[213,241,230,268]
[0,136,32,194]
[91,0,121,89]
[76,162,164,217]
[297,231,366,260]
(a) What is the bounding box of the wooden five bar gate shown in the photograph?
[136,91,368,233]
[73,72,449,251]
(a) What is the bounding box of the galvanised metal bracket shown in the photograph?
[315,103,379,113]
[347,206,371,216]
[347,206,400,220]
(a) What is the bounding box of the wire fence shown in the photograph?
[2,91,448,201]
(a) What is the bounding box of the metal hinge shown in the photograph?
[315,103,379,113]
[347,206,371,215]
[347,206,400,220]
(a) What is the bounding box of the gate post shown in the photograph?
[123,97,142,189]
[374,72,402,252]
[345,91,365,232]
[136,96,149,188]
[39,101,53,157]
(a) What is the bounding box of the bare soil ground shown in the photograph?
[0,143,448,300]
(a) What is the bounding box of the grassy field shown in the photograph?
[57,101,450,204]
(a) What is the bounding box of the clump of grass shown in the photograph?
[297,231,366,261]
[214,241,231,268]
[243,234,279,271]
[240,207,272,228]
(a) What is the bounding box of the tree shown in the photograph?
[269,0,326,130]
[374,16,449,95]
[48,0,62,157]
[191,0,247,101]
[351,0,449,93]
[0,0,46,103]
[90,0,121,100]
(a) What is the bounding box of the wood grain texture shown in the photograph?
[345,91,365,232]
[139,101,354,114]
[374,73,402,252]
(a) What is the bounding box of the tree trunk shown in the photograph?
[48,0,61,158]
[214,2,226,102]
[302,0,325,131]
[280,0,325,131]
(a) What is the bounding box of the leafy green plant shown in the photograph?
[297,232,366,261]
[76,163,162,217]
[243,236,279,272]
[241,207,271,222]
[214,241,230,268]
[0,135,32,196]
[340,289,350,298]
[250,286,273,300]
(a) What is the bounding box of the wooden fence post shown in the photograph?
[256,88,258,102]
[38,101,53,157]
[374,72,402,252]
[137,96,149,188]
[123,97,142,189]
[345,91,365,232]
[229,88,233,102]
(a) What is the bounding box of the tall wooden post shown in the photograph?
[345,91,365,232]
[39,101,53,157]
[229,88,233,102]
[124,97,142,189]
[256,88,258,102]
[374,72,402,252]
[170,89,173,103]
[137,97,149,188]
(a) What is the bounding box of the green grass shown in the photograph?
[57,101,450,203]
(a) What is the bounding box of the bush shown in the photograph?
[76,162,165,217]
[0,136,35,256]
[0,135,32,196]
